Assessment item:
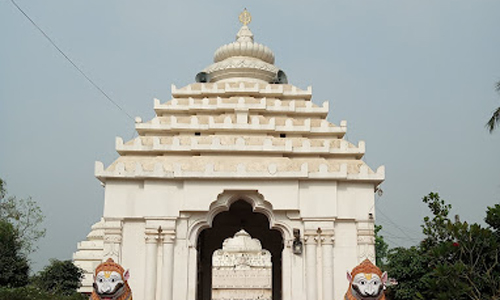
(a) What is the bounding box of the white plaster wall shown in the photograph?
[333,220,358,300]
[299,181,337,218]
[103,180,184,218]
[121,220,146,299]
[181,180,300,211]
[103,180,374,220]
[87,178,376,300]
[336,182,375,220]
[172,238,190,300]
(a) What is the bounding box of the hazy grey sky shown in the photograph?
[1,1,499,272]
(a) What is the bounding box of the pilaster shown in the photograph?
[161,230,176,300]
[304,231,318,300]
[144,226,161,300]
[102,219,123,263]
[357,220,375,262]
[321,231,335,300]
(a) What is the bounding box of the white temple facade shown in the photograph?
[73,10,384,300]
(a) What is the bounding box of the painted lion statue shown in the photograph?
[345,259,387,300]
[90,258,132,300]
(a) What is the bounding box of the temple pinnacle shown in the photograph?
[239,8,252,26]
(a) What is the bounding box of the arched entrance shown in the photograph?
[196,200,284,300]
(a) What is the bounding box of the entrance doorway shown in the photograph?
[196,200,283,300]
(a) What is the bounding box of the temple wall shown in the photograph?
[121,220,146,297]
[102,179,375,218]
[77,178,375,300]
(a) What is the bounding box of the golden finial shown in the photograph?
[239,8,252,26]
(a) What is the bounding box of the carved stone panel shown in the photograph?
[212,230,272,300]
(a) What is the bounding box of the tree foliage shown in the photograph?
[32,259,84,296]
[385,246,429,300]
[420,192,452,249]
[0,286,86,300]
[375,224,389,268]
[485,204,500,232]
[486,81,500,133]
[0,179,85,299]
[0,179,45,255]
[0,219,29,288]
[385,193,500,300]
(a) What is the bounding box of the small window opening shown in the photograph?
[279,133,286,138]
[194,132,201,136]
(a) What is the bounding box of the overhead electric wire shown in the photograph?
[376,213,422,238]
[10,0,134,121]
[376,207,421,243]
[381,236,403,248]
[379,228,419,243]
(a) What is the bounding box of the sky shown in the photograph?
[1,0,499,272]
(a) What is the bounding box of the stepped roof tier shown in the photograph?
[95,20,384,185]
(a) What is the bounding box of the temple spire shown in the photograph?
[202,8,278,83]
[236,9,254,43]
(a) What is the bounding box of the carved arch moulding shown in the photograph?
[186,190,296,246]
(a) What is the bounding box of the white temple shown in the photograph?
[73,10,384,300]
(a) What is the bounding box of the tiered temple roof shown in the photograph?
[95,17,383,185]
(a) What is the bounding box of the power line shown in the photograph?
[376,213,422,238]
[376,207,421,242]
[381,236,403,248]
[10,0,134,121]
[380,228,420,243]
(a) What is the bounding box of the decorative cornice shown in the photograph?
[135,116,346,137]
[170,83,312,100]
[204,58,278,83]
[115,136,363,158]
[144,235,159,244]
[154,97,327,117]
[304,235,317,245]
[357,235,375,245]
[95,161,385,183]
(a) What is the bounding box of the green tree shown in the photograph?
[420,192,452,250]
[386,193,500,300]
[375,224,389,268]
[385,246,429,300]
[0,219,29,287]
[0,179,45,255]
[32,259,84,296]
[486,81,500,133]
[485,203,500,231]
[0,286,87,300]
[419,196,500,299]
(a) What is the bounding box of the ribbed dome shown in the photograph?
[203,24,280,83]
[213,26,275,64]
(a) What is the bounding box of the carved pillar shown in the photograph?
[161,231,176,300]
[321,232,334,300]
[144,229,160,300]
[305,233,317,300]
[103,219,123,263]
[357,221,375,262]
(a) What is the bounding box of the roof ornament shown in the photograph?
[236,9,253,43]
[239,8,252,26]
[202,9,279,83]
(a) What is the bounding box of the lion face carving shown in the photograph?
[345,259,387,300]
[91,258,132,300]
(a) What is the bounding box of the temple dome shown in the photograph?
[203,16,281,83]
[213,26,275,64]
